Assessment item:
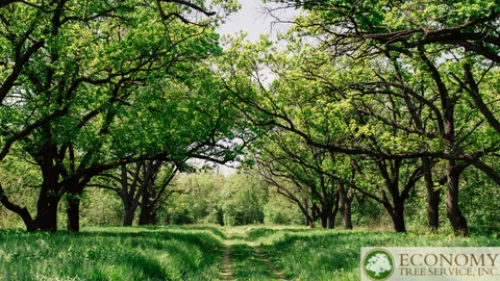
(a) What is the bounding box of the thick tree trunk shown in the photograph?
[121,164,136,226]
[327,200,339,229]
[426,188,440,233]
[123,205,136,226]
[33,195,61,231]
[65,180,85,232]
[445,161,468,236]
[66,194,80,232]
[427,189,440,232]
[34,152,61,231]
[150,210,158,225]
[139,205,153,225]
[319,212,328,228]
[391,214,406,233]
[138,186,152,225]
[388,203,406,233]
[422,157,439,232]
[1,157,62,232]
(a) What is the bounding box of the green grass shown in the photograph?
[0,225,499,281]
[0,225,225,281]
[229,243,279,281]
[248,227,500,281]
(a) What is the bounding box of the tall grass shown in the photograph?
[1,225,498,281]
[0,225,225,281]
[251,227,500,281]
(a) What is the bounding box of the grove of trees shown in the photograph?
[1,0,499,237]
[220,0,500,236]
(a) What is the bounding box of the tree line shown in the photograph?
[0,0,248,231]
[219,0,500,236]
[1,0,499,236]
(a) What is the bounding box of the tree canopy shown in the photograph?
[1,0,499,237]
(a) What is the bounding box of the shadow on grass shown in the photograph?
[123,253,168,280]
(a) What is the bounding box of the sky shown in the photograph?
[217,0,298,42]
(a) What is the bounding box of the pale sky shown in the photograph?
[217,0,298,42]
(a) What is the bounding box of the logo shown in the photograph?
[362,248,395,281]
[361,247,500,281]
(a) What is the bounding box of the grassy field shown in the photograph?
[0,225,499,281]
[248,227,500,281]
[0,226,225,281]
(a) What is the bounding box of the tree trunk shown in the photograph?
[422,156,439,232]
[150,209,158,225]
[0,161,61,232]
[138,186,152,225]
[65,180,86,232]
[319,212,328,228]
[426,187,440,232]
[327,199,339,229]
[139,205,153,225]
[327,209,335,229]
[66,194,81,232]
[303,197,311,226]
[34,151,61,232]
[121,164,138,226]
[304,214,311,226]
[123,205,135,226]
[33,195,61,231]
[445,161,468,236]
[338,182,353,230]
[341,200,353,230]
[389,203,406,233]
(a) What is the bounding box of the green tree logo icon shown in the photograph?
[363,249,395,280]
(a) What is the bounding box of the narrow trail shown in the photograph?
[220,228,288,281]
[220,246,233,280]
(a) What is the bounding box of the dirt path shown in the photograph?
[220,246,233,280]
[220,228,288,281]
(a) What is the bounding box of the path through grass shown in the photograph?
[1,225,498,281]
[223,228,285,281]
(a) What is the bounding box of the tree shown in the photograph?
[256,131,343,229]
[220,171,268,226]
[263,177,319,227]
[94,160,181,226]
[220,22,499,234]
[0,0,237,162]
[266,0,500,235]
[0,0,242,231]
[138,162,180,225]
